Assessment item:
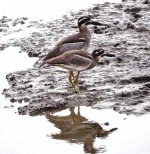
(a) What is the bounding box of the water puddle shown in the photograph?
[1,103,150,154]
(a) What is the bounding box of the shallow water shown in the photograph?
[1,82,150,154]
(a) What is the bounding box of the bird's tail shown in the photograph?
[39,61,45,68]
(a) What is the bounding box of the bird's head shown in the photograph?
[78,15,93,27]
[92,48,105,58]
[92,48,115,58]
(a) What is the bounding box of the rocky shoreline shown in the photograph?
[1,0,150,115]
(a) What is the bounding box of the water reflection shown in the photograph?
[45,107,117,154]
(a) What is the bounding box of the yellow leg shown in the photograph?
[75,72,80,94]
[68,71,79,93]
[68,71,75,88]
[74,72,80,84]
[73,72,81,85]
[70,71,75,82]
[77,106,80,115]
[69,107,75,114]
[68,71,81,94]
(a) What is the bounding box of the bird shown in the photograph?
[40,48,115,93]
[40,15,93,87]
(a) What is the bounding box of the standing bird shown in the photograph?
[40,15,93,87]
[40,48,115,93]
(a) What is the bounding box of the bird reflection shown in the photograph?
[45,107,117,154]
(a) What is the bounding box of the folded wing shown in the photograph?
[45,52,93,72]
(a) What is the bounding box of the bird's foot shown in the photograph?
[74,84,80,95]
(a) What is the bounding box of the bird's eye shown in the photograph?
[95,51,99,55]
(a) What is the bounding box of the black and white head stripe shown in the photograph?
[78,15,92,26]
[92,48,105,57]
[92,48,115,57]
[78,16,86,22]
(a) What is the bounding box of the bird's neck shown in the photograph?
[79,24,91,45]
[91,54,99,63]
[79,24,90,34]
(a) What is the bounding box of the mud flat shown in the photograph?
[1,0,150,115]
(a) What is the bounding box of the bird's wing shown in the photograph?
[58,33,86,44]
[42,50,93,71]
[59,54,93,71]
[43,34,86,61]
[59,42,86,54]
[58,33,87,54]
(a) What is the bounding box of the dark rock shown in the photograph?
[144,105,150,111]
[126,22,136,29]
[131,76,150,83]
[116,57,123,63]
[10,98,17,103]
[114,4,123,9]
[132,13,142,19]
[136,27,149,32]
[144,83,150,88]
[113,20,119,25]
[141,0,150,4]
[28,51,40,57]
[124,7,141,13]
[0,44,8,51]
[113,43,120,47]
[93,6,100,11]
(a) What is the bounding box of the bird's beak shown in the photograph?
[85,21,102,26]
[90,15,94,19]
[101,53,115,57]
[87,15,94,19]
[85,20,109,27]
[100,52,115,64]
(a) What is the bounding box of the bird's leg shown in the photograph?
[70,71,75,82]
[69,71,75,82]
[77,106,80,115]
[74,71,80,85]
[75,72,80,94]
[68,71,75,88]
[73,71,81,84]
[68,71,79,93]
[68,71,81,93]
